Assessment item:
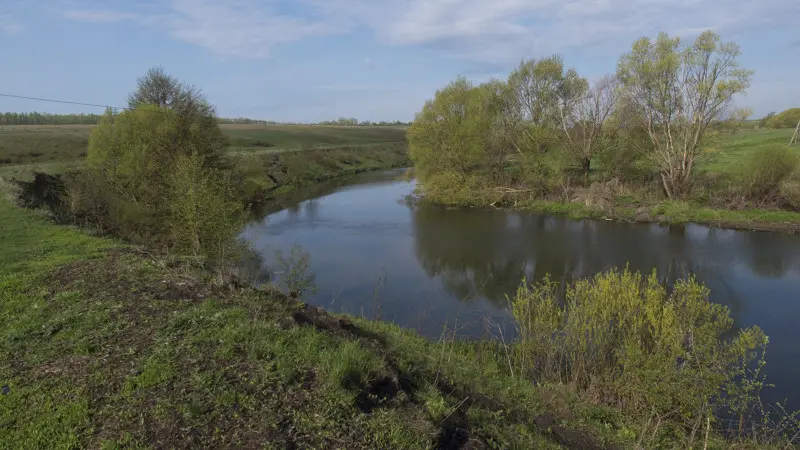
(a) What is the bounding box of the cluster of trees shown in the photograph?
[409,31,762,204]
[67,67,244,262]
[760,108,800,129]
[0,112,105,125]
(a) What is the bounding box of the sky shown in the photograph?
[1,0,798,123]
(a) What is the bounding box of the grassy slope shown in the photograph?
[0,199,625,449]
[699,128,797,173]
[0,124,408,181]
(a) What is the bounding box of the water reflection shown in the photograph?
[410,206,754,306]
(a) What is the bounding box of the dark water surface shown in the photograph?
[244,169,800,409]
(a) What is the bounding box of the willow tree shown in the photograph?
[617,31,753,199]
[408,77,518,204]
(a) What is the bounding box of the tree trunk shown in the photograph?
[661,172,674,199]
[582,158,591,185]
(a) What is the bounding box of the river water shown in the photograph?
[243,169,800,409]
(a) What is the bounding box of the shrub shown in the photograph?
[732,144,798,203]
[272,244,317,298]
[70,102,243,262]
[165,153,245,261]
[780,181,800,211]
[510,268,769,439]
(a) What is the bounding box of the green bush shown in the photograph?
[510,268,768,439]
[165,154,244,260]
[732,144,798,203]
[70,105,243,261]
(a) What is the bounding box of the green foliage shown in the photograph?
[765,108,800,129]
[759,112,776,128]
[510,268,770,440]
[408,59,588,204]
[616,30,753,199]
[507,55,587,127]
[408,78,505,186]
[165,153,245,259]
[70,100,242,261]
[732,144,798,203]
[593,131,649,182]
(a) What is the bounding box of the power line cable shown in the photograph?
[0,93,122,111]
[0,92,272,124]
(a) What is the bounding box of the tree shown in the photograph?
[758,112,776,128]
[508,55,585,127]
[408,77,517,203]
[128,66,194,110]
[507,56,587,154]
[726,107,754,135]
[617,31,753,199]
[560,75,620,181]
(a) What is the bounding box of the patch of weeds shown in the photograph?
[123,357,175,395]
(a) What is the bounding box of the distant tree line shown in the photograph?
[0,111,409,127]
[317,117,410,127]
[759,108,800,129]
[0,112,105,125]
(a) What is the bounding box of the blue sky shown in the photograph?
[1,0,798,122]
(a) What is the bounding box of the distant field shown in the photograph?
[700,128,796,173]
[223,124,407,153]
[0,124,408,180]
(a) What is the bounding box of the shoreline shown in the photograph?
[412,195,800,234]
[517,200,800,234]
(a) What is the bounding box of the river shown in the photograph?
[243,169,800,409]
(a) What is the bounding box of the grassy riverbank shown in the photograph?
[516,198,800,233]
[0,197,628,449]
[411,128,800,233]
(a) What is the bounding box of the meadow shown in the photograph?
[0,123,408,180]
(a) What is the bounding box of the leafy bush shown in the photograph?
[165,154,245,260]
[732,144,798,203]
[594,133,651,183]
[70,103,243,262]
[510,268,770,441]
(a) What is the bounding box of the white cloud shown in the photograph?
[59,0,799,62]
[163,0,337,58]
[0,14,23,35]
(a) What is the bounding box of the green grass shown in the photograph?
[700,128,796,174]
[518,196,800,232]
[223,124,407,153]
[0,198,624,449]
